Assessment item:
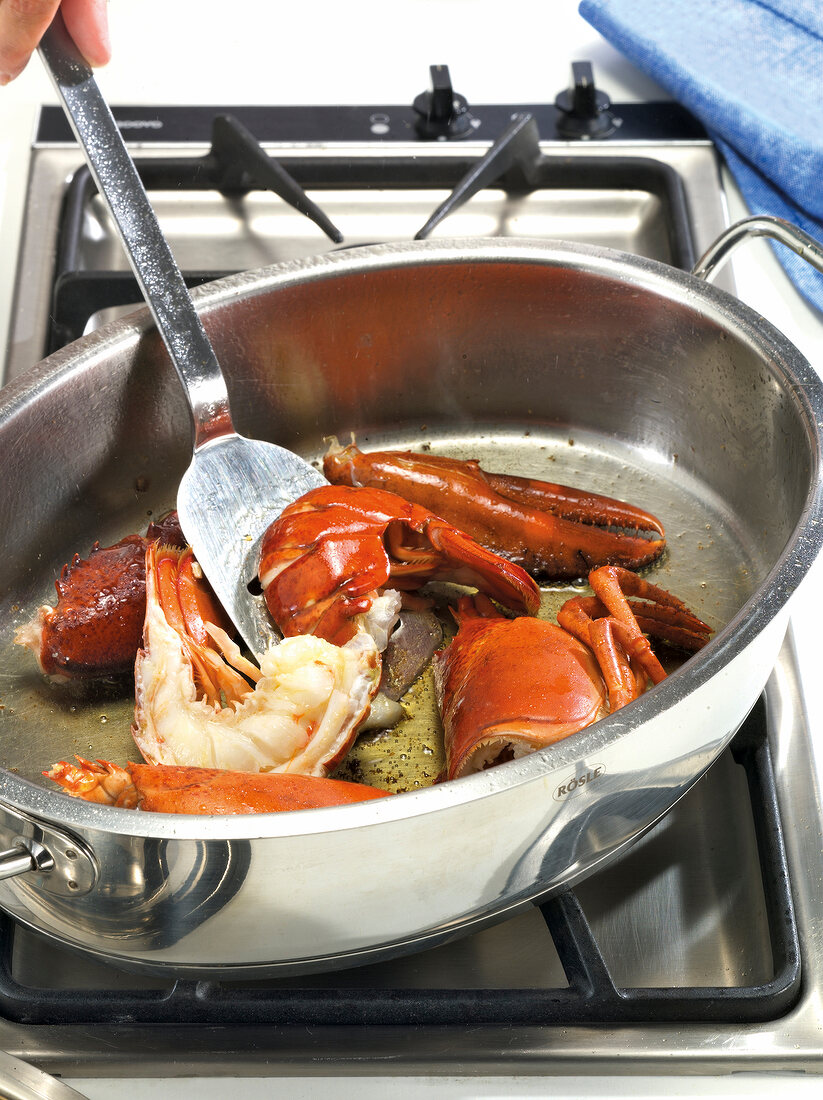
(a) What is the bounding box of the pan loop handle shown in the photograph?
[0,808,98,895]
[0,839,54,882]
[692,215,823,283]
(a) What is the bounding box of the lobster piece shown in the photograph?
[434,566,711,780]
[258,483,541,646]
[46,758,391,815]
[323,440,666,579]
[133,542,382,776]
[15,512,185,681]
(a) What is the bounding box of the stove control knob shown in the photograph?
[554,61,616,138]
[413,65,473,139]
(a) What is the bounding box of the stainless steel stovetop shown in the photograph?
[1,79,822,1081]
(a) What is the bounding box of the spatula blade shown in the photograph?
[177,434,327,660]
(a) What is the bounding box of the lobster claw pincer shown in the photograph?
[323,440,666,579]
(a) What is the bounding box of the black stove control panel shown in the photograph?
[35,62,706,145]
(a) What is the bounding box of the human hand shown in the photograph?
[0,0,110,85]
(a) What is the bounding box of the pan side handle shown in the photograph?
[692,214,823,283]
[0,807,97,896]
[0,842,49,881]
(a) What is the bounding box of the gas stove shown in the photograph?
[0,58,822,1093]
[3,63,728,383]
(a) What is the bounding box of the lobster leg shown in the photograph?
[46,758,391,814]
[557,565,712,711]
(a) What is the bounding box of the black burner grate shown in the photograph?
[47,112,697,353]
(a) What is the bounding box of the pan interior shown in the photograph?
[0,424,758,791]
[0,248,813,796]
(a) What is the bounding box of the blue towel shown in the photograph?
[578,0,823,313]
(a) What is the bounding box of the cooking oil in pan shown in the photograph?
[335,671,445,793]
[334,582,593,795]
[0,429,744,792]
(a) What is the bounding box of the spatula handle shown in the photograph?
[38,13,233,451]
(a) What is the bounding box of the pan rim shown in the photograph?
[1,236,821,841]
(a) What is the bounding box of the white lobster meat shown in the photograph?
[132,543,398,776]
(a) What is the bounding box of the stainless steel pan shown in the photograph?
[0,228,821,977]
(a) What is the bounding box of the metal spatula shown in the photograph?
[39,14,326,659]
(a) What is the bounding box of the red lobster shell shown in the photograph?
[324,440,666,578]
[259,483,541,645]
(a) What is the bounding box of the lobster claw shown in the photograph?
[323,440,666,579]
[434,597,607,780]
[258,484,541,645]
[434,567,712,781]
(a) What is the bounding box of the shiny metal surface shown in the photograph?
[177,435,327,657]
[693,213,823,283]
[39,18,234,450]
[0,237,821,977]
[2,138,729,386]
[0,847,40,882]
[0,635,820,1076]
[0,809,95,895]
[0,1051,88,1100]
[38,17,326,658]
